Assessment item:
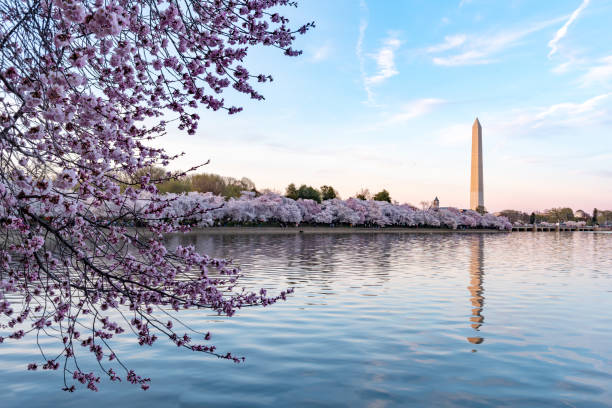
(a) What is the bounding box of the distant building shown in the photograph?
[575,210,589,219]
[433,196,439,210]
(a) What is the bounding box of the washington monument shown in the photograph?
[470,118,484,211]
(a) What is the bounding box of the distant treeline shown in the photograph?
[498,208,612,225]
[124,168,609,224]
[122,167,395,204]
[122,166,257,198]
[284,184,392,204]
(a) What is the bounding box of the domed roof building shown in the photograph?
[575,210,588,219]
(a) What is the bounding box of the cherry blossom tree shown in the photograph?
[295,198,321,223]
[0,0,311,392]
[345,197,368,224]
[150,191,512,231]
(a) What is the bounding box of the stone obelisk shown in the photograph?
[470,118,484,211]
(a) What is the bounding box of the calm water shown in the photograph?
[1,232,611,407]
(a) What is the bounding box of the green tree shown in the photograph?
[221,176,256,198]
[223,183,244,199]
[297,184,322,203]
[544,207,574,222]
[138,166,168,183]
[560,207,574,222]
[320,185,337,201]
[355,188,370,200]
[191,173,226,195]
[600,210,612,223]
[157,178,192,194]
[373,189,391,203]
[190,173,256,198]
[238,177,256,191]
[119,165,168,191]
[529,212,536,224]
[593,208,599,225]
[285,183,299,200]
[498,209,529,224]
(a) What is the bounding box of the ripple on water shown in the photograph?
[1,232,611,407]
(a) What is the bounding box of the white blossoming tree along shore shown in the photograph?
[0,0,312,392]
[121,191,512,230]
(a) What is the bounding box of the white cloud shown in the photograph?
[428,17,565,67]
[364,37,401,85]
[356,3,367,63]
[489,93,612,141]
[534,93,611,122]
[386,98,445,124]
[356,0,374,102]
[552,59,575,74]
[548,0,590,58]
[311,44,332,62]
[433,50,492,67]
[427,35,466,53]
[356,1,403,102]
[436,93,612,147]
[580,55,612,86]
[356,22,367,63]
[436,123,472,147]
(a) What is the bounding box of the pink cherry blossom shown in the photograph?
[137,191,511,231]
[0,0,312,393]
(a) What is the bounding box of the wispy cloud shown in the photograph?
[433,50,492,67]
[356,1,402,103]
[580,55,612,86]
[347,98,446,134]
[426,35,466,53]
[356,0,367,63]
[490,93,612,142]
[364,36,401,85]
[534,93,611,123]
[428,17,565,66]
[548,0,590,58]
[356,0,373,102]
[310,44,332,62]
[596,169,612,179]
[551,57,578,74]
[435,123,472,147]
[386,98,445,124]
[436,93,611,147]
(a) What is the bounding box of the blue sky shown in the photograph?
[164,0,612,213]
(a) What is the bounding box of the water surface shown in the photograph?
[1,232,611,407]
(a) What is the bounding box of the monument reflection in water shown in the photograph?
[467,235,485,345]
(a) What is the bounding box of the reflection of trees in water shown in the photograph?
[164,232,397,294]
[467,235,485,345]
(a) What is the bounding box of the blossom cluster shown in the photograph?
[0,0,309,393]
[103,192,512,230]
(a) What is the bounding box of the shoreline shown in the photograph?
[174,226,509,235]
